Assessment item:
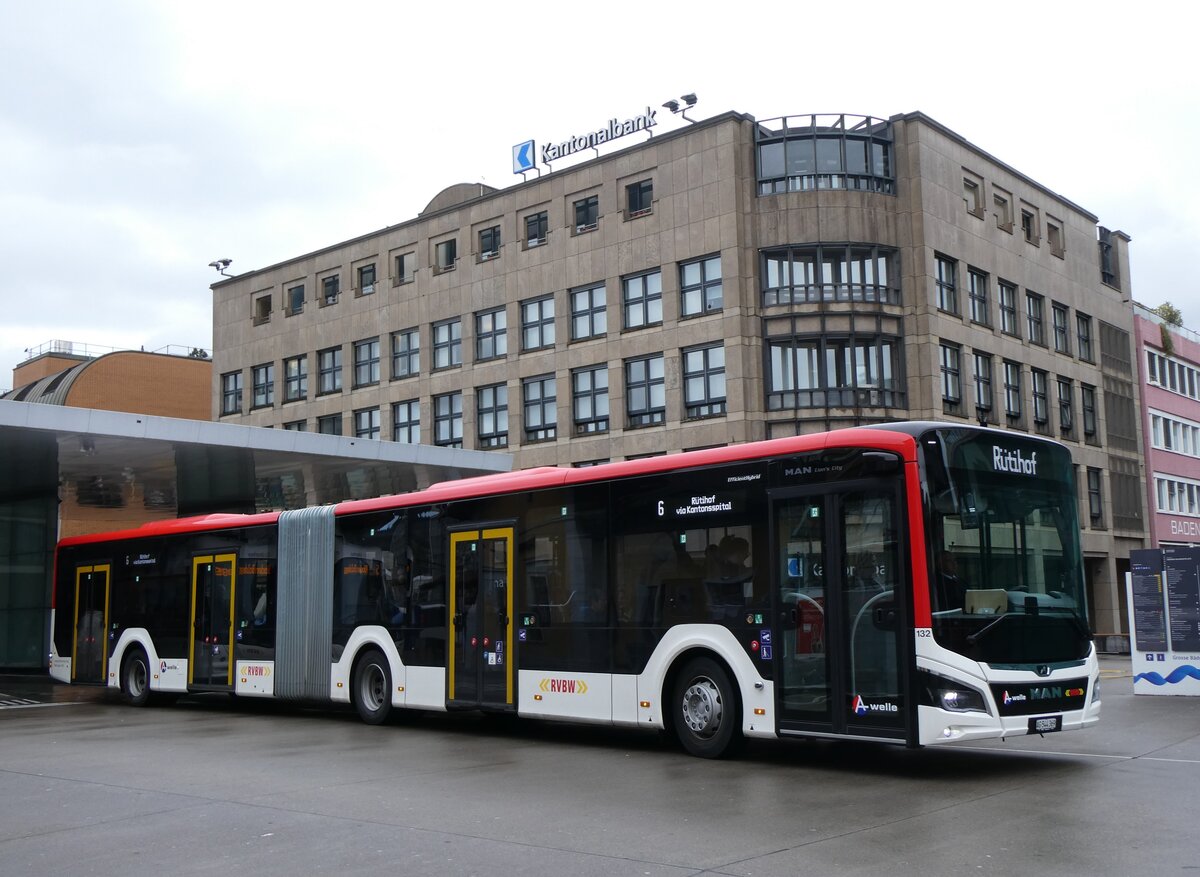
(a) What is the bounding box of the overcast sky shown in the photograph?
[2,0,1195,390]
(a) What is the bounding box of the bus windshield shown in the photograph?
[922,427,1091,665]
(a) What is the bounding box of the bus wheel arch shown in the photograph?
[120,645,151,707]
[351,646,393,725]
[665,650,744,758]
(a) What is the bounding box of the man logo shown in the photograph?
[512,140,536,174]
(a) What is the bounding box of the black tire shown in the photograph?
[121,647,151,707]
[670,656,742,758]
[353,648,393,725]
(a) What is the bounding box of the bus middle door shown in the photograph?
[448,527,514,709]
[190,554,237,687]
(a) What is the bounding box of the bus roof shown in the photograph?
[57,510,282,548]
[336,426,919,516]
[56,426,923,547]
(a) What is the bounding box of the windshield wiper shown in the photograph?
[965,612,1009,646]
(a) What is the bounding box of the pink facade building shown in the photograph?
[1136,304,1200,546]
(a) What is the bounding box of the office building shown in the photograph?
[210,108,1145,636]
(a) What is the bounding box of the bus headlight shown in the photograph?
[919,670,990,715]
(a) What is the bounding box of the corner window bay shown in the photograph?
[50,424,1099,757]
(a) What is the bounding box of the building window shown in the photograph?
[973,352,993,416]
[572,365,609,434]
[999,281,1020,336]
[683,343,726,419]
[993,189,1013,232]
[524,210,548,247]
[352,338,380,388]
[354,407,380,440]
[521,295,555,351]
[1146,349,1200,400]
[317,414,342,436]
[1150,411,1200,457]
[475,308,507,361]
[1077,314,1094,362]
[1031,368,1049,426]
[680,256,722,317]
[963,174,984,217]
[433,392,462,447]
[253,294,272,326]
[321,275,339,306]
[357,263,376,296]
[625,354,665,427]
[762,244,898,305]
[522,374,557,442]
[283,420,306,432]
[1087,468,1104,526]
[755,114,894,195]
[317,346,342,395]
[251,363,274,408]
[392,399,420,444]
[570,282,606,340]
[477,383,508,448]
[573,195,598,233]
[1081,384,1098,440]
[1021,207,1040,245]
[623,269,662,330]
[286,284,305,316]
[766,335,903,409]
[1004,361,1022,419]
[284,355,308,402]
[479,225,501,260]
[391,328,419,379]
[433,319,462,370]
[1155,476,1200,516]
[435,239,457,272]
[1057,377,1074,435]
[1047,221,1065,258]
[935,255,958,315]
[220,371,243,415]
[940,343,962,409]
[968,269,990,326]
[394,252,415,285]
[1052,303,1071,354]
[1026,292,1046,346]
[626,179,653,217]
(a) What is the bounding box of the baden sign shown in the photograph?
[512,106,659,175]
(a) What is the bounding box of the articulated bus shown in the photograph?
[51,423,1100,757]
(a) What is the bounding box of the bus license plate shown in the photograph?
[1029,715,1062,734]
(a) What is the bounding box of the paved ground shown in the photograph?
[1,654,1197,876]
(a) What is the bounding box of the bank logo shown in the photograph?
[512,140,536,174]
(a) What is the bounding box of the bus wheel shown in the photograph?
[121,648,151,707]
[672,657,742,758]
[353,649,392,725]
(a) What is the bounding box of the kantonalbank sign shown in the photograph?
[512,106,658,174]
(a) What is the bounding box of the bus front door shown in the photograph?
[771,486,907,741]
[448,528,514,709]
[72,564,110,683]
[190,554,237,687]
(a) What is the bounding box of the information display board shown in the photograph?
[1127,547,1200,696]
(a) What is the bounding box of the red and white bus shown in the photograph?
[50,423,1100,757]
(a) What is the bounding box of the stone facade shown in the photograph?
[210,109,1145,634]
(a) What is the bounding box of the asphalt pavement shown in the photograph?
[1,653,1197,876]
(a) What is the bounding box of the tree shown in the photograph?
[1155,302,1184,327]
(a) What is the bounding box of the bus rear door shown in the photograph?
[771,484,908,742]
[72,564,110,684]
[448,527,514,709]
